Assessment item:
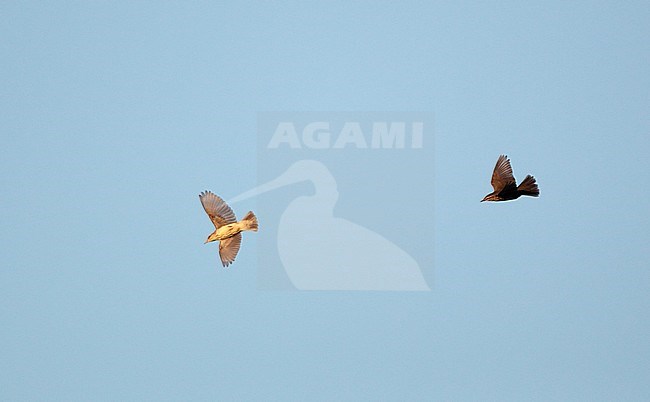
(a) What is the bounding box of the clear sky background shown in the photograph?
[1,1,649,400]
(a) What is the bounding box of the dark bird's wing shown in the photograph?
[491,155,516,192]
[219,233,242,267]
[199,191,237,229]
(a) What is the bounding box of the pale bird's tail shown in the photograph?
[240,211,258,232]
[517,175,539,197]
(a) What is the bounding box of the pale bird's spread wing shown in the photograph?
[199,191,237,229]
[491,155,516,192]
[219,233,242,267]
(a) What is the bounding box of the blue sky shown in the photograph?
[1,1,649,400]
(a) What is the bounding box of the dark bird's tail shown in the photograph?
[517,175,539,197]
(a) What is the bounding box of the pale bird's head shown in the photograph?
[205,232,219,244]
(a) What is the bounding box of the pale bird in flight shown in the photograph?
[199,190,258,267]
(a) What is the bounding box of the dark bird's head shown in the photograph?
[481,193,500,202]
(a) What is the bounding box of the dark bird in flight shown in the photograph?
[199,190,258,267]
[481,155,539,202]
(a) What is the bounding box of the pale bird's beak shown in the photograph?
[204,239,208,244]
